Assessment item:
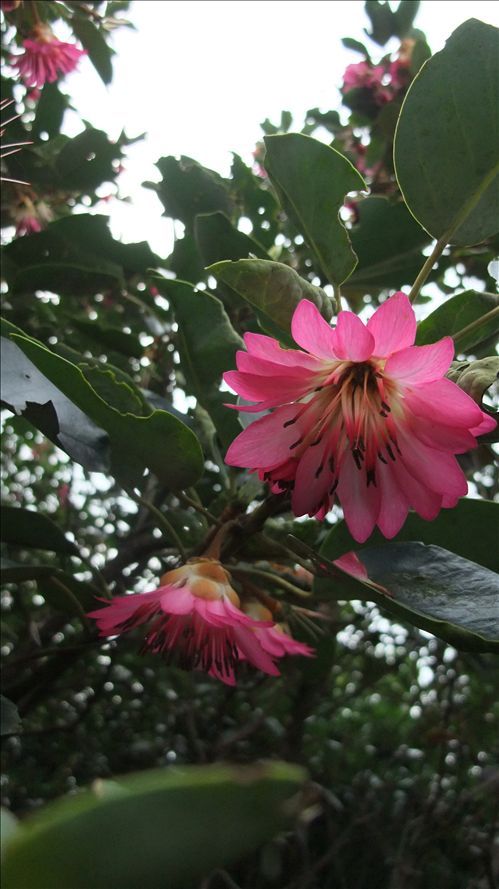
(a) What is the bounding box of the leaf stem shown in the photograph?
[453,306,499,349]
[231,565,311,599]
[408,233,449,304]
[126,489,187,561]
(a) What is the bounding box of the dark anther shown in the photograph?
[329,456,335,472]
[390,434,402,455]
[310,435,323,446]
[289,437,304,450]
[378,451,388,464]
[329,480,338,495]
[315,463,324,479]
[386,442,396,461]
[283,416,297,428]
[366,468,376,487]
[381,400,391,412]
[352,449,363,470]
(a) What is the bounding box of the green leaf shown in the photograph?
[194,211,269,265]
[394,19,499,246]
[153,278,243,448]
[2,762,306,889]
[358,542,499,652]
[364,0,397,46]
[32,82,68,138]
[36,573,100,616]
[208,259,333,339]
[1,336,111,472]
[72,17,114,85]
[345,196,430,293]
[263,133,365,286]
[145,155,234,232]
[393,0,420,38]
[316,499,499,574]
[341,37,370,58]
[447,357,499,404]
[72,320,143,360]
[9,334,203,490]
[1,697,21,737]
[0,506,78,556]
[416,291,499,352]
[1,558,54,584]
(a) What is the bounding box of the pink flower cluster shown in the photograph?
[224,294,495,543]
[12,25,86,88]
[88,559,317,686]
[341,57,411,107]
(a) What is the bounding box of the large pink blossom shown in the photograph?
[224,293,495,543]
[12,25,86,88]
[341,60,391,104]
[88,559,312,685]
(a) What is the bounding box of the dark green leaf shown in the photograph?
[153,278,243,448]
[72,320,143,359]
[393,0,420,38]
[264,134,365,286]
[209,259,333,339]
[1,336,111,472]
[394,20,499,246]
[9,334,203,489]
[32,82,68,138]
[1,697,21,737]
[145,155,234,232]
[37,573,100,615]
[341,37,370,57]
[346,196,430,293]
[0,506,78,556]
[364,0,397,45]
[416,291,499,351]
[2,762,306,889]
[359,543,499,652]
[447,357,499,404]
[195,211,268,266]
[1,558,54,584]
[316,500,499,574]
[72,17,114,85]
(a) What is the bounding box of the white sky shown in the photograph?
[64,0,499,256]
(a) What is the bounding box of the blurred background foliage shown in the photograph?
[1,1,498,887]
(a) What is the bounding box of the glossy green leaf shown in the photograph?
[394,19,499,246]
[263,133,365,286]
[72,320,143,360]
[145,155,234,232]
[448,357,499,404]
[316,499,499,574]
[72,17,114,85]
[346,196,430,293]
[1,558,54,584]
[2,762,306,889]
[195,211,268,265]
[1,697,21,737]
[153,278,243,448]
[209,259,333,338]
[357,543,499,652]
[9,334,203,489]
[0,506,78,556]
[416,291,499,351]
[32,82,68,138]
[1,336,111,472]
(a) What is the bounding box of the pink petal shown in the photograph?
[333,551,368,580]
[159,585,194,615]
[404,379,483,427]
[224,369,310,405]
[334,311,375,361]
[397,429,468,498]
[236,351,317,378]
[225,404,306,469]
[234,627,280,676]
[337,451,380,542]
[291,300,338,360]
[376,459,410,538]
[385,338,454,384]
[367,292,416,357]
[470,412,497,437]
[390,458,442,520]
[407,415,477,453]
[243,332,323,370]
[292,436,335,517]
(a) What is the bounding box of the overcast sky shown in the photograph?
[64,0,499,256]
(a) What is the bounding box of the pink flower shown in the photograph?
[224,293,496,543]
[14,212,41,237]
[12,25,86,88]
[342,60,384,91]
[241,599,315,661]
[88,559,311,685]
[389,58,411,91]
